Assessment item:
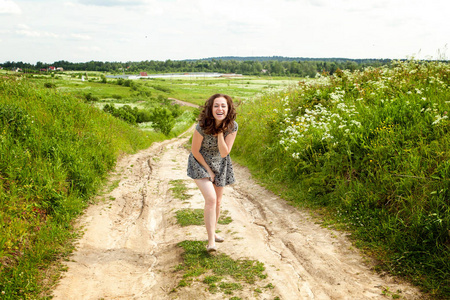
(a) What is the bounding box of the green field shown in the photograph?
[20,70,299,106]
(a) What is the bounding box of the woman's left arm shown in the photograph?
[217,131,237,158]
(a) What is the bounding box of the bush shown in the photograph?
[169,103,182,118]
[85,92,99,102]
[102,104,137,125]
[151,106,175,136]
[137,109,152,123]
[152,84,172,93]
[43,82,55,88]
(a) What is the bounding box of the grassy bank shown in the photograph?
[233,60,449,298]
[0,75,167,299]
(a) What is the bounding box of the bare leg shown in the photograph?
[195,178,217,248]
[213,185,224,242]
[214,185,224,225]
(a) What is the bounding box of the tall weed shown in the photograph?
[234,60,450,298]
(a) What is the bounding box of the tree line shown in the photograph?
[1,56,395,77]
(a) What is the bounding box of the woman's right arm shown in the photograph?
[191,129,215,182]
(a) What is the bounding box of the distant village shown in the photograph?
[2,66,64,72]
[1,67,245,80]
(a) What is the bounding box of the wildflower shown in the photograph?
[432,114,448,125]
[350,120,361,127]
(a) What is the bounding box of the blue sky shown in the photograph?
[1,0,449,63]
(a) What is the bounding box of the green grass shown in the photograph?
[0,75,163,299]
[175,209,232,226]
[169,180,193,200]
[174,240,276,298]
[233,60,450,299]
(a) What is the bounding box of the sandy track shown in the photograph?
[168,98,200,108]
[52,127,421,300]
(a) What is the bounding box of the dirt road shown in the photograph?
[52,127,421,299]
[168,98,200,108]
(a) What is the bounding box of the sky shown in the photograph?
[1,0,449,64]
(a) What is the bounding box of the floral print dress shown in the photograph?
[187,122,238,186]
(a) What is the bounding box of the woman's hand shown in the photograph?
[217,130,237,158]
[208,170,216,183]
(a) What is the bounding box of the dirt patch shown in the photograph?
[52,126,422,299]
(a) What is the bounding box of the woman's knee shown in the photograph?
[204,195,217,208]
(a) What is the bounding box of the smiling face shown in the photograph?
[212,96,228,125]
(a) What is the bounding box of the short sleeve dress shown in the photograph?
[187,121,238,187]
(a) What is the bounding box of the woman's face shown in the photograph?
[212,96,228,124]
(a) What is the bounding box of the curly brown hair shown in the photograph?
[198,93,236,135]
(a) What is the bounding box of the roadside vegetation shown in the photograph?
[233,59,450,298]
[0,75,169,299]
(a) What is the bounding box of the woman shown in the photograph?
[187,93,238,252]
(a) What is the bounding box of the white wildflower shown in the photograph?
[432,114,448,125]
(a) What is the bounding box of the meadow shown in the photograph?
[22,70,297,106]
[233,60,450,298]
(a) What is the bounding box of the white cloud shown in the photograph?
[78,46,102,52]
[0,0,21,14]
[76,0,148,7]
[15,24,59,38]
[71,33,92,40]
[1,0,449,63]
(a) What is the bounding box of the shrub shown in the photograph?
[43,82,55,88]
[169,103,182,118]
[136,109,152,123]
[152,84,172,93]
[102,104,137,125]
[150,106,175,136]
[85,92,99,102]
